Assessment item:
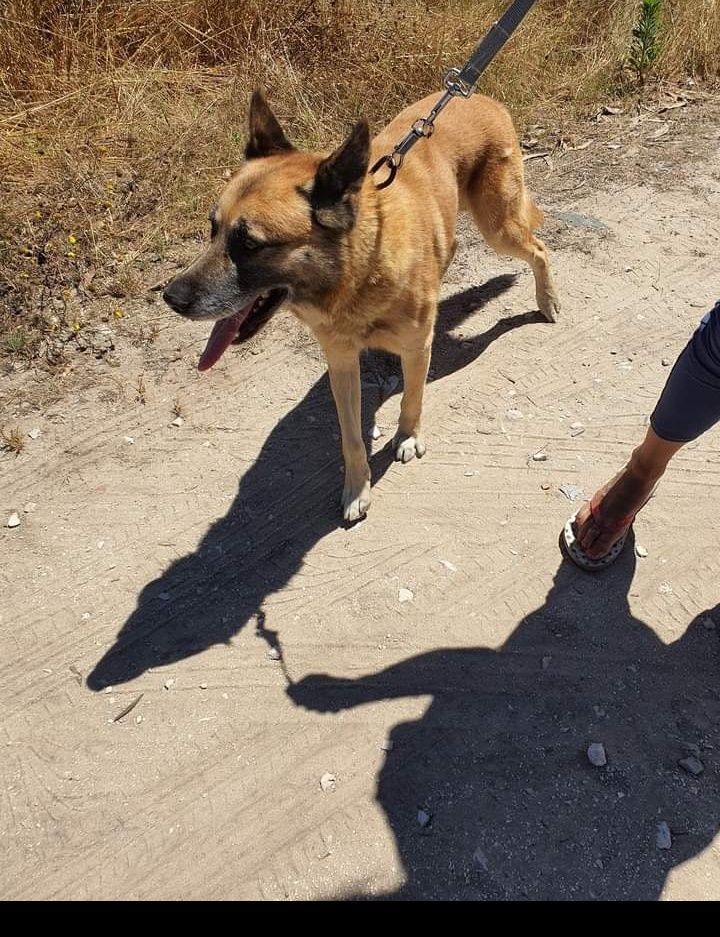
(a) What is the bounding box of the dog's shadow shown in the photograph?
[88,275,541,688]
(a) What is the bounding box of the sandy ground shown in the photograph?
[2,96,720,901]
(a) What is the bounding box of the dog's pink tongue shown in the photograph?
[197,309,249,372]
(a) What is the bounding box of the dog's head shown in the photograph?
[163,90,370,370]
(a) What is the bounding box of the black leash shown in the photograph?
[370,0,538,189]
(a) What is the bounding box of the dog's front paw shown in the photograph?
[342,479,371,523]
[393,432,426,464]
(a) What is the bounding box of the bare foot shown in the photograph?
[573,464,658,559]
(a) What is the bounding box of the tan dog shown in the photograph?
[164,90,559,521]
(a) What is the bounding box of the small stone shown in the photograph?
[587,742,607,767]
[164,678,175,690]
[104,686,113,694]
[135,714,143,725]
[473,846,489,870]
[570,422,584,430]
[532,451,548,462]
[417,808,432,828]
[371,424,381,440]
[199,682,208,690]
[635,544,649,558]
[23,501,37,513]
[661,358,671,367]
[320,772,337,793]
[678,756,704,776]
[171,416,184,427]
[7,513,20,528]
[159,591,170,601]
[439,559,457,573]
[559,483,584,502]
[380,739,394,752]
[506,408,523,421]
[541,482,551,491]
[267,647,281,661]
[398,588,414,603]
[123,435,135,444]
[656,822,672,850]
[541,655,552,670]
[28,427,41,439]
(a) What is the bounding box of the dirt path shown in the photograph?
[2,99,720,901]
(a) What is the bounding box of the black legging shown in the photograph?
[651,301,720,443]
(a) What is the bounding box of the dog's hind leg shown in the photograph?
[325,348,371,522]
[394,343,432,463]
[468,151,560,322]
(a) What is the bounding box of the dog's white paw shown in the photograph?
[393,433,426,464]
[342,480,371,523]
[538,291,560,323]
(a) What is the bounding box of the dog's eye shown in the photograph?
[228,227,265,258]
[240,233,262,251]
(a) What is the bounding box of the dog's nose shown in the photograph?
[163,278,193,314]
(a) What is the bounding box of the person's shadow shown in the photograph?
[88,275,541,689]
[290,544,720,900]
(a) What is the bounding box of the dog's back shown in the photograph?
[374,92,555,322]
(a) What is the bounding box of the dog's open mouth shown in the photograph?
[198,288,287,371]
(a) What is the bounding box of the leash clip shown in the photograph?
[411,117,435,139]
[442,67,474,98]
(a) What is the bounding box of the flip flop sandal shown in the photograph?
[562,492,637,572]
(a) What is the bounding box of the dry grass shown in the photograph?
[1,425,26,455]
[135,372,147,405]
[1,0,718,363]
[172,395,186,419]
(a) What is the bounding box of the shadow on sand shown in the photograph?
[88,275,538,689]
[290,545,720,900]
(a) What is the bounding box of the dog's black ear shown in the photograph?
[310,119,370,231]
[246,89,295,159]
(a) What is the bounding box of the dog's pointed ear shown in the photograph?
[310,119,370,231]
[246,89,295,159]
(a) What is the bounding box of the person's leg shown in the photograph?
[572,300,720,560]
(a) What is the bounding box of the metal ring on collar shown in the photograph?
[370,153,402,190]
